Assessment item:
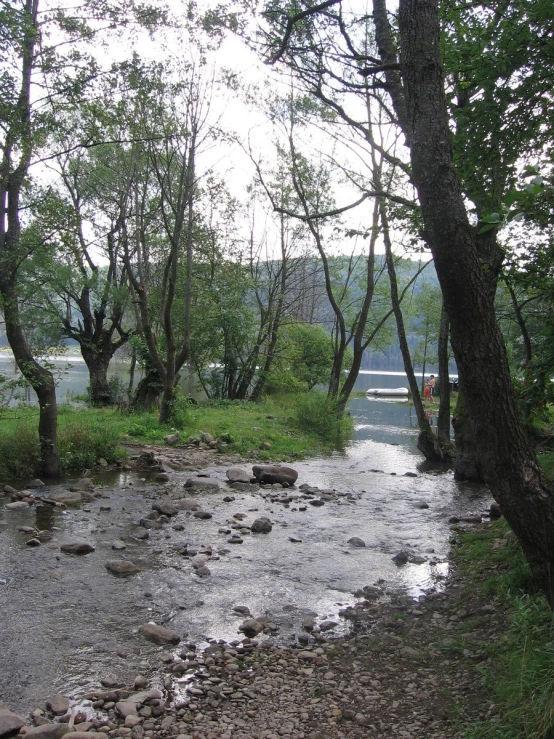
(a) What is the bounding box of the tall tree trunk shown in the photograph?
[381,204,447,461]
[436,305,454,457]
[398,0,554,604]
[2,287,60,476]
[81,347,113,406]
[130,370,162,412]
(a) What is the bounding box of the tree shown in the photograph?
[394,0,554,604]
[0,0,163,473]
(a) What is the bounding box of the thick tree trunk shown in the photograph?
[398,0,554,604]
[81,348,113,406]
[452,390,482,481]
[436,305,454,458]
[2,287,60,476]
[130,370,163,412]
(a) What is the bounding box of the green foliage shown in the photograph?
[457,522,554,739]
[266,322,335,394]
[290,390,351,441]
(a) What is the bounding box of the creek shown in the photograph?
[0,396,489,714]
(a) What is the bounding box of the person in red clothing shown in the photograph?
[428,375,436,403]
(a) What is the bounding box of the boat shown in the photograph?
[366,387,409,397]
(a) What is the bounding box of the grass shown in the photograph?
[452,520,554,739]
[0,391,353,480]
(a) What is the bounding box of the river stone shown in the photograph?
[46,694,69,715]
[26,538,41,547]
[154,472,170,482]
[48,490,82,505]
[201,432,215,444]
[69,478,95,491]
[139,624,181,646]
[129,689,162,704]
[153,501,178,517]
[3,485,18,495]
[347,537,366,548]
[111,540,126,551]
[65,734,108,739]
[177,499,202,511]
[252,465,298,486]
[392,551,409,565]
[415,500,430,509]
[184,478,220,492]
[116,701,139,718]
[18,725,72,739]
[0,709,25,736]
[251,517,272,534]
[239,619,264,637]
[163,432,181,445]
[105,560,141,576]
[5,501,31,510]
[132,527,149,540]
[194,565,211,577]
[192,510,212,519]
[27,479,45,489]
[60,542,95,555]
[226,468,251,484]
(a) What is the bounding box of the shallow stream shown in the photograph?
[0,397,489,713]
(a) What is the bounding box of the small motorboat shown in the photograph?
[366,387,409,397]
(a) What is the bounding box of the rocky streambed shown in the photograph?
[0,402,495,737]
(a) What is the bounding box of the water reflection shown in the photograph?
[35,505,55,531]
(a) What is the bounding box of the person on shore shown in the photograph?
[428,375,436,403]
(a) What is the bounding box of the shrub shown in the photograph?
[290,391,351,440]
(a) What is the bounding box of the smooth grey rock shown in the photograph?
[116,701,138,718]
[347,537,366,548]
[239,619,264,637]
[154,472,170,482]
[0,709,25,736]
[252,465,298,486]
[177,499,203,511]
[69,478,95,491]
[251,517,272,534]
[5,501,30,510]
[111,540,127,551]
[46,694,69,715]
[27,479,45,489]
[65,734,108,739]
[192,510,212,519]
[415,500,429,509]
[184,478,220,493]
[139,624,181,646]
[26,538,41,547]
[132,527,149,540]
[48,490,82,505]
[105,559,141,576]
[17,725,71,739]
[194,565,211,577]
[3,485,18,495]
[60,542,95,555]
[163,433,181,445]
[153,501,178,517]
[226,468,251,484]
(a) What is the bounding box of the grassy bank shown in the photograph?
[0,392,352,480]
[449,519,554,739]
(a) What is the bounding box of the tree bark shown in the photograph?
[436,304,454,457]
[398,0,554,604]
[2,286,60,476]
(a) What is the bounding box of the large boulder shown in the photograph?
[252,465,298,486]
